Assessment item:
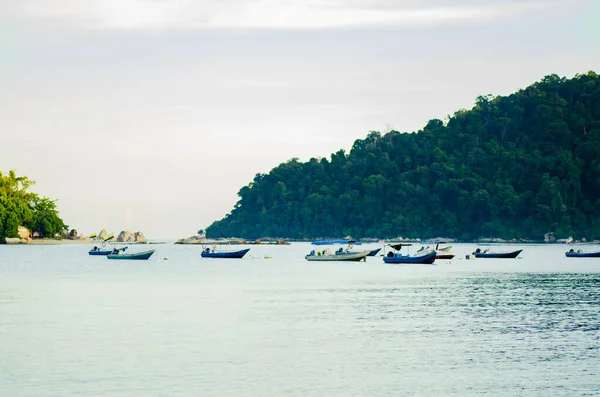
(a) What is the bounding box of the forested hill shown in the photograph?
[207,71,600,241]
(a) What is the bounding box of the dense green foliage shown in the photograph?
[207,72,600,240]
[0,170,68,242]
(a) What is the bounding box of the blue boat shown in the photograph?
[383,243,436,264]
[473,248,522,258]
[565,249,600,258]
[88,246,114,256]
[107,249,155,260]
[367,248,381,256]
[201,247,250,259]
[88,235,118,255]
[311,239,362,245]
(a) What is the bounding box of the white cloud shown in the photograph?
[5,0,565,30]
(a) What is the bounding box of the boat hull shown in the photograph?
[201,248,250,259]
[435,253,455,260]
[384,251,436,264]
[306,251,369,261]
[367,248,382,256]
[473,249,522,258]
[107,250,155,260]
[565,251,600,258]
[88,250,112,256]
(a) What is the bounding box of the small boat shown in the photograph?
[201,247,250,258]
[305,248,369,261]
[88,245,115,256]
[88,234,117,255]
[383,243,436,264]
[434,242,454,260]
[565,248,600,258]
[472,248,522,258]
[107,248,155,260]
[367,248,382,256]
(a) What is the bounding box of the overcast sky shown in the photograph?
[1,0,598,239]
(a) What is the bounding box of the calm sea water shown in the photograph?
[1,243,599,396]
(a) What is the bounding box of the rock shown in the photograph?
[117,230,133,242]
[544,232,556,243]
[134,232,146,243]
[5,237,23,244]
[18,226,30,240]
[98,229,108,240]
[68,229,78,239]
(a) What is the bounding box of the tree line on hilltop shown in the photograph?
[207,71,600,241]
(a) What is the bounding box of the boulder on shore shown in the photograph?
[134,232,146,243]
[98,229,108,240]
[544,232,557,243]
[117,230,133,242]
[18,226,30,240]
[117,230,146,243]
[5,237,23,244]
[68,229,78,240]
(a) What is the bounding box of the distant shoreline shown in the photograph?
[4,239,163,245]
[27,239,94,245]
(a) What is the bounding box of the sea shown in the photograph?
[1,242,599,396]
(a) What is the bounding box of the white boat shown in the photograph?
[305,248,370,261]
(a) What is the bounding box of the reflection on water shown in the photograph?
[1,244,599,396]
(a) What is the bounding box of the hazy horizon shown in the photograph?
[1,0,599,239]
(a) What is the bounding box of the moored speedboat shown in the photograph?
[565,248,600,258]
[106,248,155,260]
[383,243,436,264]
[201,247,250,258]
[434,242,454,259]
[88,246,113,256]
[305,248,369,261]
[472,248,522,258]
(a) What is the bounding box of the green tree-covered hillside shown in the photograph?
[207,71,600,241]
[0,170,68,242]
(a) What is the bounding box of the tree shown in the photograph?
[0,170,68,242]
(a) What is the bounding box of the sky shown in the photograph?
[1,0,599,239]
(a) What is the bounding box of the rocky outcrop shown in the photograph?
[117,230,133,242]
[116,230,146,243]
[134,232,146,243]
[68,229,78,239]
[175,235,205,244]
[18,226,30,240]
[544,232,557,243]
[5,237,23,244]
[98,229,108,240]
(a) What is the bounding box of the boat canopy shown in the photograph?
[388,243,413,250]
